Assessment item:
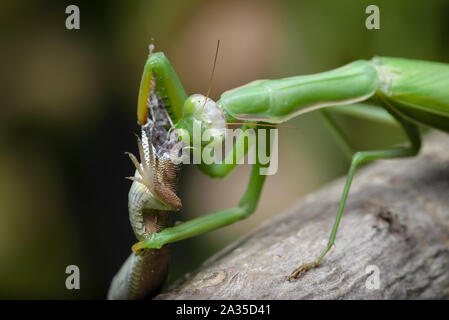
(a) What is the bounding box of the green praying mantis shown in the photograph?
[107,42,449,299]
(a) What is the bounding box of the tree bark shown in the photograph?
[156,132,449,299]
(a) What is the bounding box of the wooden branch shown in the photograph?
[156,132,449,299]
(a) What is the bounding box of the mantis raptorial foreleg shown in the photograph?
[132,126,270,251]
[327,103,399,127]
[318,109,355,161]
[133,162,266,250]
[198,123,256,178]
[288,105,422,279]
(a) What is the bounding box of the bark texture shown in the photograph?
[156,132,449,299]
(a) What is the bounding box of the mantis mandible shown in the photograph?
[108,43,449,299]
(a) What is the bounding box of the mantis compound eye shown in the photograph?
[178,94,227,149]
[182,94,226,134]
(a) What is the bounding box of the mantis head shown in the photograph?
[173,41,225,147]
[174,94,227,148]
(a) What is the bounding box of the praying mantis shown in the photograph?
[107,43,449,299]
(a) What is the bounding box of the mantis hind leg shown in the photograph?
[318,103,401,162]
[318,110,354,161]
[288,110,421,280]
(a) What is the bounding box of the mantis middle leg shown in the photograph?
[133,126,270,251]
[133,161,267,251]
[318,103,403,161]
[318,110,354,161]
[288,108,422,279]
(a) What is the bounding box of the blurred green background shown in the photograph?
[0,0,448,299]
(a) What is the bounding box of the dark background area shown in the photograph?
[0,0,448,298]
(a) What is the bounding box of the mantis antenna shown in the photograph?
[200,39,221,113]
[200,41,296,130]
